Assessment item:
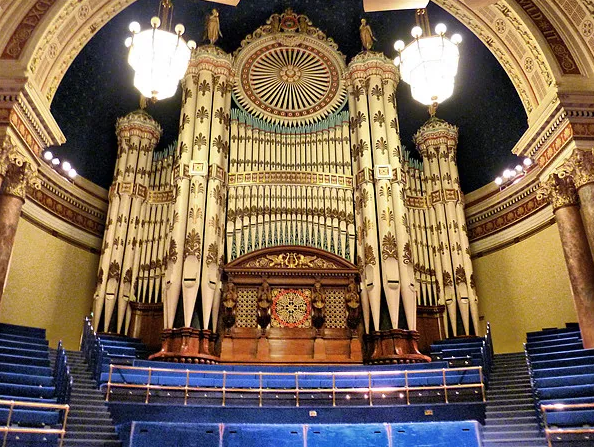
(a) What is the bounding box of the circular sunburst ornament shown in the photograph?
[233,12,347,126]
[271,288,311,328]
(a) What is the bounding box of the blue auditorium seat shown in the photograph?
[223,424,304,447]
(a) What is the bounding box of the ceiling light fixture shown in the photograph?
[125,0,196,101]
[393,8,461,115]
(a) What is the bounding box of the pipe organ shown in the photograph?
[226,111,355,264]
[93,9,479,363]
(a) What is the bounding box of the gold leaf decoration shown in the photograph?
[206,243,219,266]
[194,133,207,150]
[370,84,384,100]
[455,265,467,285]
[168,239,178,264]
[198,79,211,96]
[373,111,385,127]
[365,244,376,265]
[196,106,210,123]
[375,137,388,154]
[184,229,202,260]
[108,261,121,281]
[442,270,453,287]
[382,232,398,260]
[402,242,413,264]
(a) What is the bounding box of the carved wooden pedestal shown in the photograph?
[364,329,431,364]
[220,327,362,363]
[127,302,164,351]
[416,305,447,354]
[149,328,220,364]
[220,246,362,364]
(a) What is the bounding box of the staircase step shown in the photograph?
[66,431,120,440]
[66,424,119,433]
[487,403,536,412]
[483,424,542,432]
[483,441,547,447]
[483,430,544,440]
[485,416,540,426]
[66,416,115,425]
[63,440,122,446]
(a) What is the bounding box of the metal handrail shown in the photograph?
[541,402,594,447]
[104,364,485,407]
[0,399,69,447]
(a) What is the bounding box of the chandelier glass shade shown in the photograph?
[125,8,196,101]
[394,22,461,107]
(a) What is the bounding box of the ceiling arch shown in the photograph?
[0,0,590,123]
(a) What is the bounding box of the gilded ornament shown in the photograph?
[168,239,179,264]
[402,242,413,264]
[184,229,202,260]
[442,271,453,287]
[205,243,219,266]
[108,261,121,281]
[382,232,398,260]
[538,174,578,211]
[364,244,376,265]
[455,266,466,285]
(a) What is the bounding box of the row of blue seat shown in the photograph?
[81,317,149,383]
[103,366,481,390]
[0,323,71,434]
[429,325,493,382]
[524,326,593,446]
[118,421,482,447]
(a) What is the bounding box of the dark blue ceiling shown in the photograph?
[49,0,527,193]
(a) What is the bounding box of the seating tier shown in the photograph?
[117,421,482,447]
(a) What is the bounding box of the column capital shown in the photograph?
[538,173,579,211]
[0,156,40,201]
[568,149,594,189]
[0,137,19,178]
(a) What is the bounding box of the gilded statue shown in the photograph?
[258,279,272,309]
[311,281,324,309]
[311,280,325,330]
[222,281,238,332]
[359,18,376,51]
[256,278,272,332]
[298,16,309,33]
[205,9,222,45]
[345,280,361,332]
[270,14,281,33]
[223,282,238,309]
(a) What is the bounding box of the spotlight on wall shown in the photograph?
[494,158,535,190]
[42,150,78,182]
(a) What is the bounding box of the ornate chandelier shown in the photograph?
[125,0,196,101]
[393,9,462,114]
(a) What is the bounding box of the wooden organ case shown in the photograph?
[220,246,362,363]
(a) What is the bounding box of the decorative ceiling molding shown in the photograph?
[434,0,541,115]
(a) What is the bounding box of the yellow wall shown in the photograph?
[474,223,576,354]
[0,218,99,350]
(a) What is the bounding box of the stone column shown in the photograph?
[0,157,39,302]
[540,174,594,348]
[570,150,594,257]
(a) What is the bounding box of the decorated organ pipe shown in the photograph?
[347,66,383,332]
[163,48,233,330]
[92,109,161,331]
[200,72,233,332]
[414,117,479,335]
[226,111,353,262]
